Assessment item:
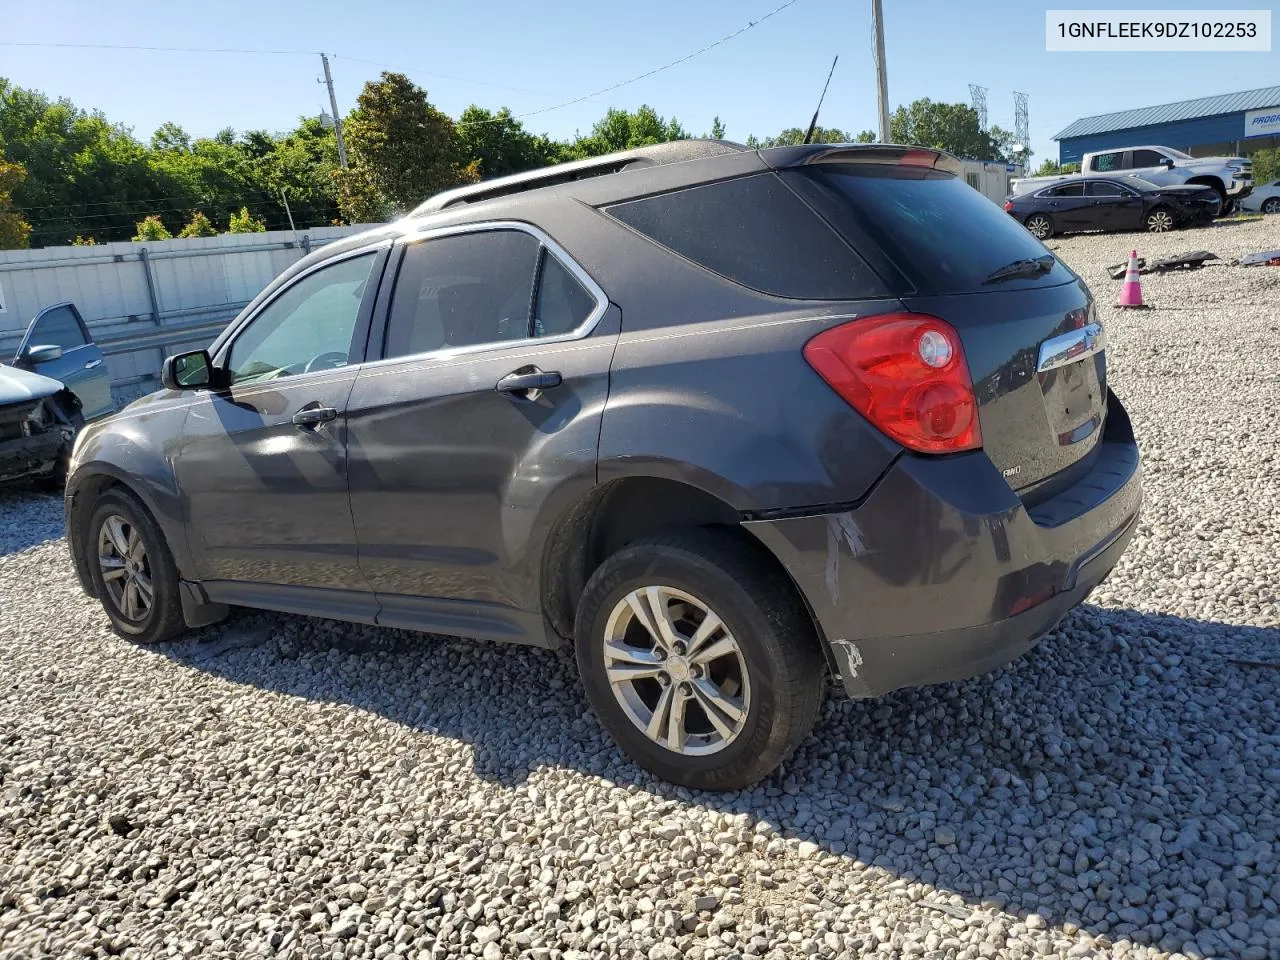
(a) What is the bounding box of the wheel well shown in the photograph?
[1186,175,1225,196]
[541,477,800,643]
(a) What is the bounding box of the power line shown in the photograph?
[456,0,805,127]
[0,40,315,56]
[6,4,804,137]
[333,55,565,98]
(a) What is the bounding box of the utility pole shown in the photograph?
[871,0,891,142]
[320,53,349,169]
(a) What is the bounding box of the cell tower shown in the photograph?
[969,84,989,131]
[1013,91,1030,166]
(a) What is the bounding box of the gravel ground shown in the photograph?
[2,217,1278,960]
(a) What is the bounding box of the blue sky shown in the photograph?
[3,0,1275,163]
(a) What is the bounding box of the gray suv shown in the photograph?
[65,141,1141,790]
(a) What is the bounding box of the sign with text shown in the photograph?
[1244,107,1280,138]
[1047,10,1271,50]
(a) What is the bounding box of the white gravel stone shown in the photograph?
[0,218,1278,959]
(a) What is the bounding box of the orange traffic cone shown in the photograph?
[1116,249,1148,308]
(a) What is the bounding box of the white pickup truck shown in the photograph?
[1011,146,1253,211]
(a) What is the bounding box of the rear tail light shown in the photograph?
[803,313,982,454]
[1003,200,1014,212]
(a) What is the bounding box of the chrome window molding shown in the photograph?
[359,219,610,372]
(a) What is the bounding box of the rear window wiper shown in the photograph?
[982,254,1056,285]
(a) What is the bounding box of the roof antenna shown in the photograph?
[802,55,840,145]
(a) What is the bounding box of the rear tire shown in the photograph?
[574,529,825,790]
[1025,214,1053,240]
[85,489,186,645]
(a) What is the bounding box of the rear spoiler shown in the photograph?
[761,143,963,177]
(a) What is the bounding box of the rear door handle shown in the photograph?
[496,369,562,395]
[83,359,102,369]
[292,405,338,428]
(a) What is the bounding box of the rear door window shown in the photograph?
[605,173,889,300]
[783,164,1071,294]
[1090,152,1123,172]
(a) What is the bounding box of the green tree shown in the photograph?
[1249,148,1278,185]
[567,105,690,158]
[1031,158,1079,177]
[178,210,217,237]
[132,215,172,242]
[71,234,97,246]
[709,116,726,139]
[150,121,192,152]
[341,72,478,217]
[1,78,173,245]
[746,126,852,148]
[228,206,266,232]
[889,99,1021,161]
[0,160,32,249]
[455,106,562,179]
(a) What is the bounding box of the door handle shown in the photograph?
[292,405,338,428]
[496,369,562,396]
[83,359,102,369]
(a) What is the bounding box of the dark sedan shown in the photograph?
[1004,176,1221,239]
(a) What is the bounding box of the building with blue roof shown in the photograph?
[1054,86,1280,163]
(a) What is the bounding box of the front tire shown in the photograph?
[574,530,825,790]
[85,489,186,644]
[1263,197,1280,214]
[1025,214,1053,240]
[1146,207,1175,232]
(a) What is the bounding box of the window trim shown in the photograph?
[211,241,392,389]
[364,220,609,370]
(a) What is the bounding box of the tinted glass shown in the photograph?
[1050,183,1085,197]
[1091,152,1123,172]
[1131,149,1165,168]
[787,165,1063,293]
[606,173,887,300]
[30,306,87,349]
[534,251,597,338]
[227,253,376,384]
[385,231,540,359]
[1086,181,1124,197]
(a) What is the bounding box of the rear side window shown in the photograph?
[605,174,888,300]
[784,164,1067,294]
[30,306,87,349]
[1090,152,1123,172]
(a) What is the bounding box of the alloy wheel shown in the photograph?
[1026,216,1051,239]
[1147,210,1174,232]
[1263,198,1280,214]
[601,585,751,756]
[98,514,154,622]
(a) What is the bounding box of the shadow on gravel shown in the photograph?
[155,604,1280,958]
[0,484,65,555]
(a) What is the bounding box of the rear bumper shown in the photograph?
[746,391,1142,699]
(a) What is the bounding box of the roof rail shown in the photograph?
[409,139,748,216]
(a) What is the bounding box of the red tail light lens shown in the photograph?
[803,313,982,454]
[1003,200,1014,212]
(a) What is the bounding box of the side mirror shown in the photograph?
[1161,157,1175,168]
[23,344,63,364]
[161,350,214,391]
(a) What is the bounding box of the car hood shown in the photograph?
[0,363,65,405]
[1156,184,1218,197]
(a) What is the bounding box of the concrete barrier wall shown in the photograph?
[0,224,384,405]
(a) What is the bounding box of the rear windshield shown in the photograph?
[782,165,1072,294]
